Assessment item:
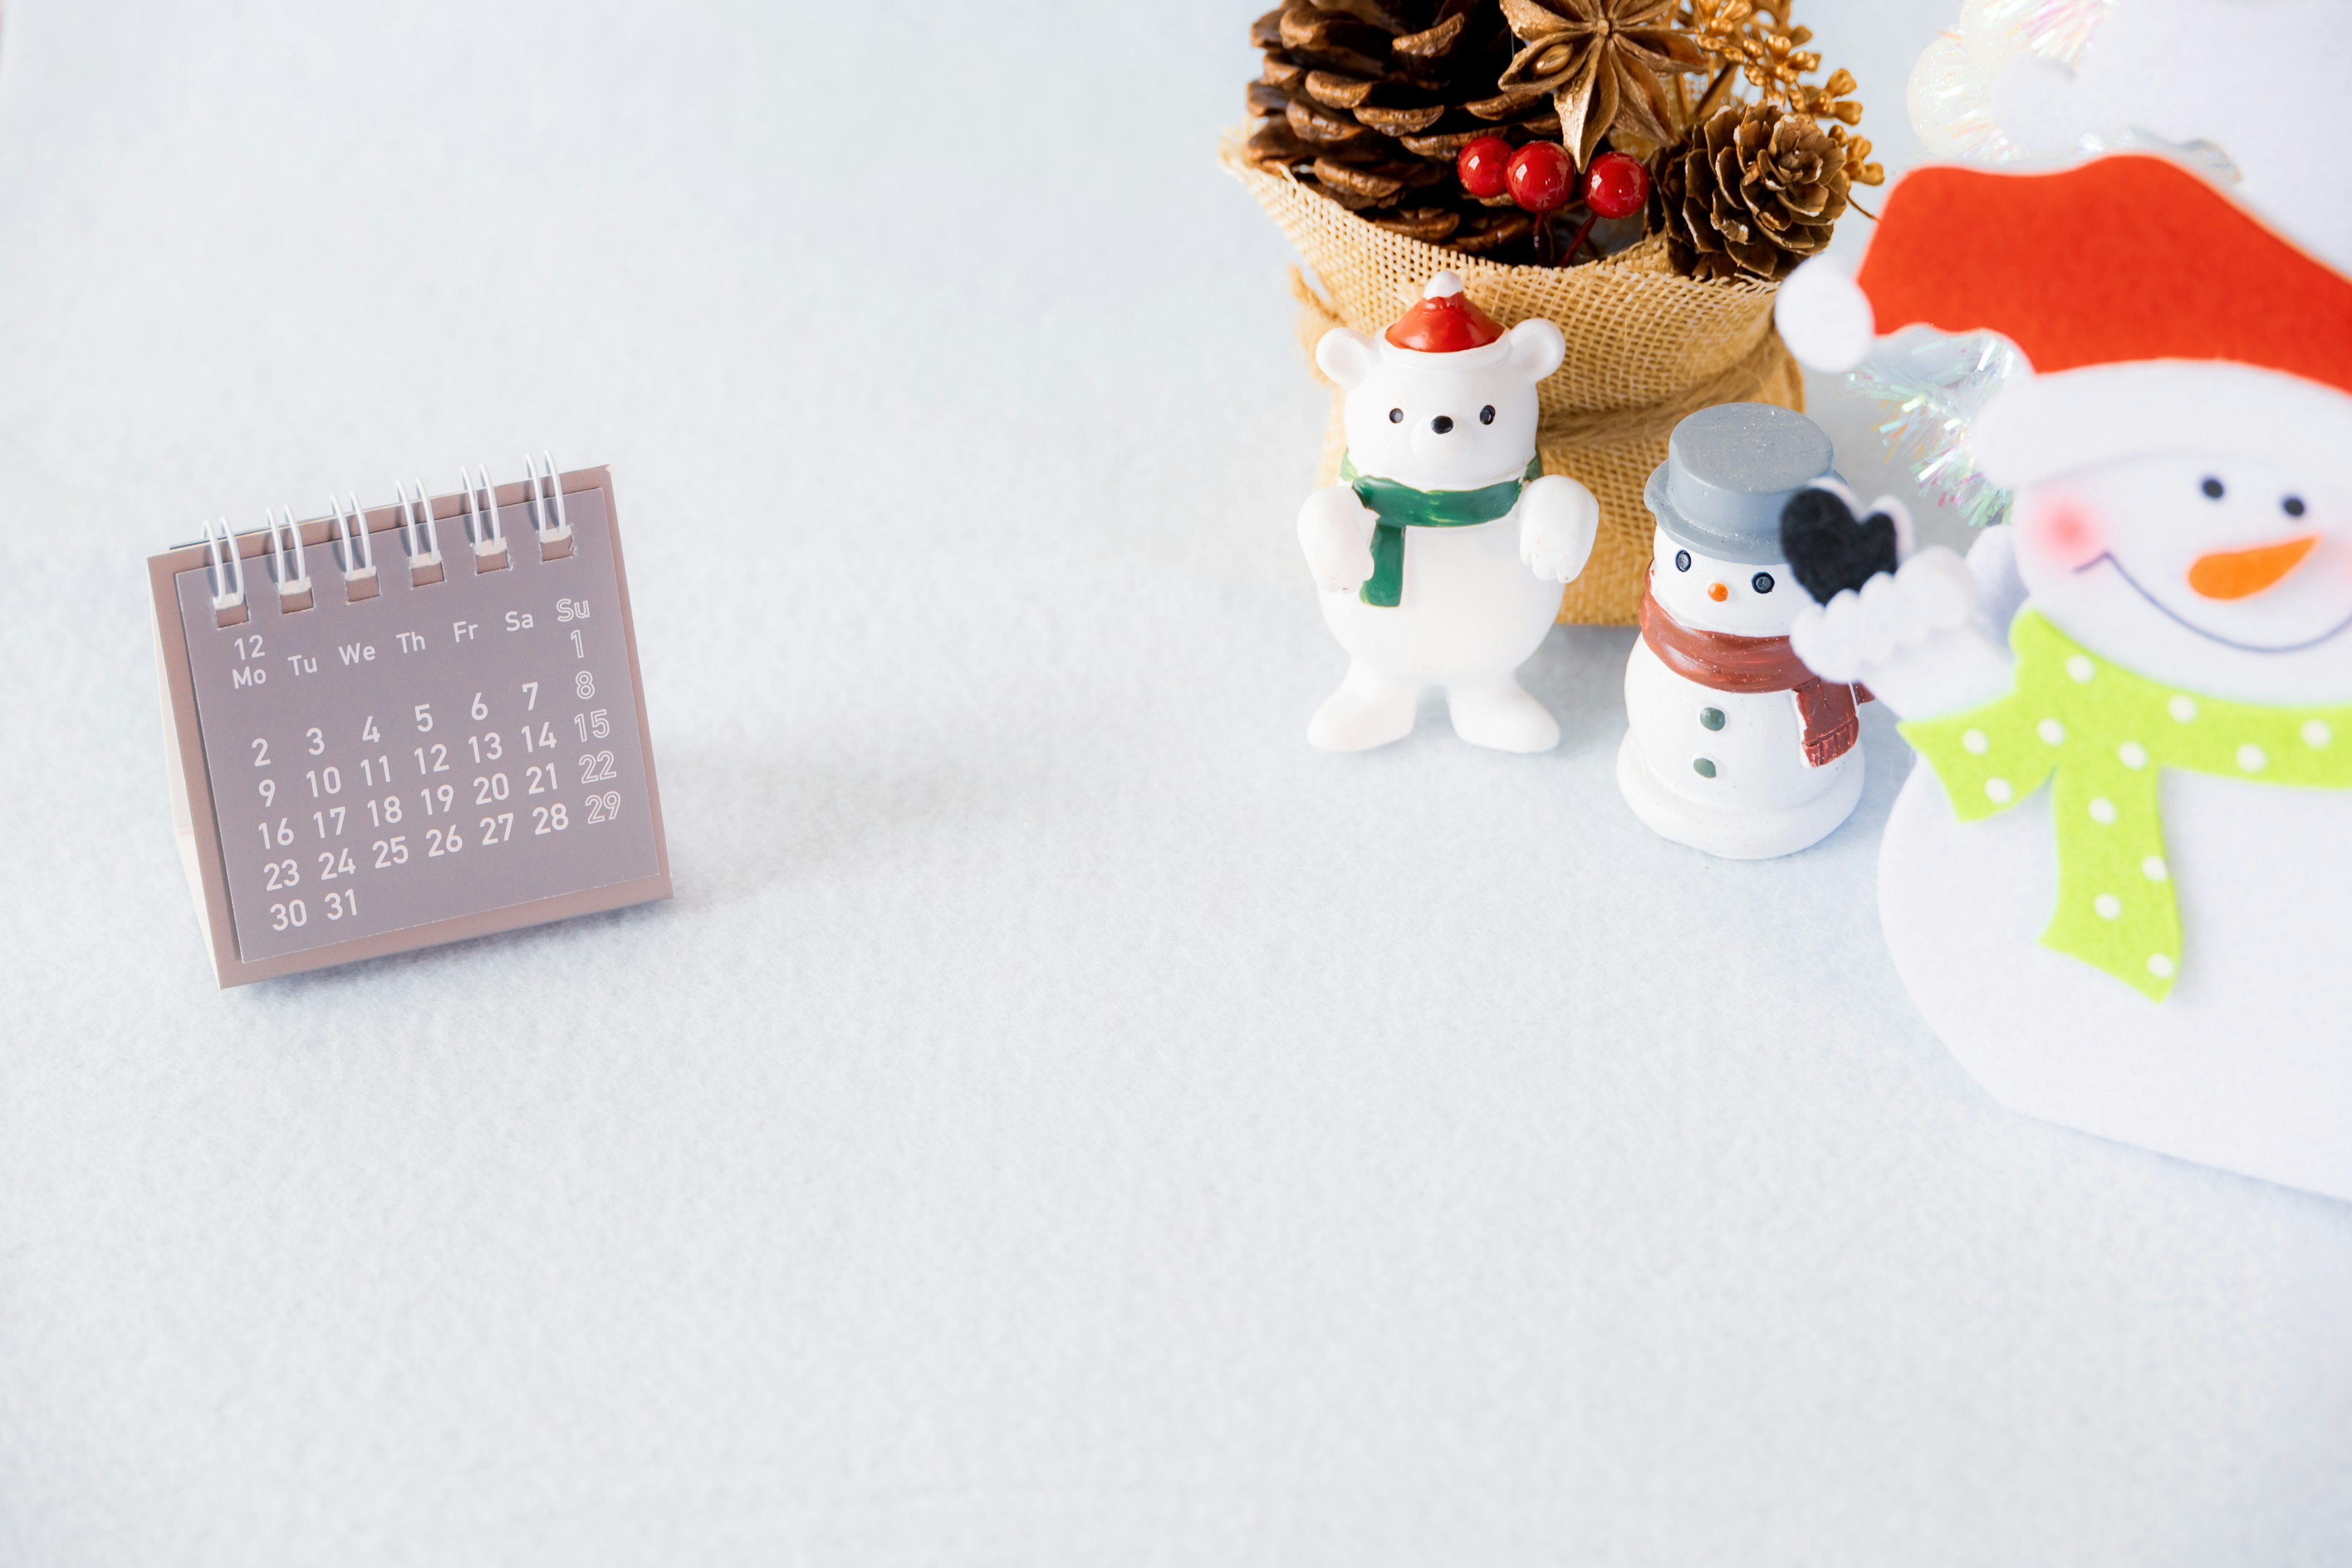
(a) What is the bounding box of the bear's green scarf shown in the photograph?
[1902,609,2352,1002]
[1340,453,1542,609]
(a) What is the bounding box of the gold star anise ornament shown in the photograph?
[1675,0,1885,192]
[1497,0,1709,165]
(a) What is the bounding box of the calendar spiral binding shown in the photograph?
[395,478,446,586]
[524,453,572,557]
[263,507,312,612]
[190,453,579,624]
[331,493,379,601]
[198,518,247,622]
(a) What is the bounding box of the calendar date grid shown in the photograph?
[170,481,665,965]
[236,628,630,940]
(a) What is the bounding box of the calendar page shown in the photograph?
[151,469,669,985]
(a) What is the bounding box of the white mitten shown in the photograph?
[1790,547,2015,720]
[1298,484,1376,594]
[1516,474,1601,584]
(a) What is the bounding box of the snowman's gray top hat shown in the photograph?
[1644,402,1839,566]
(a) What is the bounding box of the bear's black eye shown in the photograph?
[1674,549,1692,573]
[2201,477,2225,499]
[1479,405,1496,424]
[2285,496,2308,518]
[1752,571,1775,594]
[1389,407,1404,424]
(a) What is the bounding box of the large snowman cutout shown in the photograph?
[1621,404,1869,859]
[1779,154,2352,1200]
[1298,272,1601,752]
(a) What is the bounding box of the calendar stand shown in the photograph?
[149,464,671,987]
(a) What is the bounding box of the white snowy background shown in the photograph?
[0,2,2347,1564]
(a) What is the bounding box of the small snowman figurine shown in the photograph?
[1297,271,1601,752]
[1617,403,1870,859]
[1777,154,2352,1200]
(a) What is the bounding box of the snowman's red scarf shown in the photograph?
[1639,584,1871,768]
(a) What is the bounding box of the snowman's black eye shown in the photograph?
[1752,571,1775,594]
[1674,549,1692,572]
[2285,496,2308,518]
[2201,477,2225,499]
[1389,407,1404,424]
[1479,405,1496,424]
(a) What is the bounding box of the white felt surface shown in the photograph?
[2,3,2350,1564]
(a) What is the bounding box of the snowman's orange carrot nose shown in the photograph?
[2187,535,2319,600]
[1708,581,1729,602]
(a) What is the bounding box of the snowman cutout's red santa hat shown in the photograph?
[1775,154,2352,491]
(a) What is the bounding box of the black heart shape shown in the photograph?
[1780,489,1901,606]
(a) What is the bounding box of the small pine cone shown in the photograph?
[1653,102,1852,283]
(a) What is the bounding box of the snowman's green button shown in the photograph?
[1699,707,1725,731]
[1693,757,1718,779]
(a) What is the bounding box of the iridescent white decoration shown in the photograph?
[1847,331,2029,530]
[1892,2,2113,526]
[1908,0,2119,163]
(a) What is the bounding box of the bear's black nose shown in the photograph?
[1431,415,1454,434]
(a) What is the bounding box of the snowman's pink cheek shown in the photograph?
[2022,497,2107,571]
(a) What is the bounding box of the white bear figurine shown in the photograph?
[1298,271,1600,753]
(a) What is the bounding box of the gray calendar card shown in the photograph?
[148,464,671,986]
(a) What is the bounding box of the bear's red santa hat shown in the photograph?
[1775,154,2352,489]
[1385,271,1506,353]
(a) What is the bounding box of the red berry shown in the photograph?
[1505,141,1575,215]
[1584,151,1653,221]
[1457,136,1515,200]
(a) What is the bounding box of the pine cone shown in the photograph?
[1244,1,1560,254]
[1652,101,1849,282]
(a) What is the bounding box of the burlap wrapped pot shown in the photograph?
[1224,135,1803,626]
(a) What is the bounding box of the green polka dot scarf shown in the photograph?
[1902,610,2352,1002]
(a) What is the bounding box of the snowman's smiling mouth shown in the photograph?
[2081,552,2352,654]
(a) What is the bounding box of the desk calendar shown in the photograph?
[148,462,671,986]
